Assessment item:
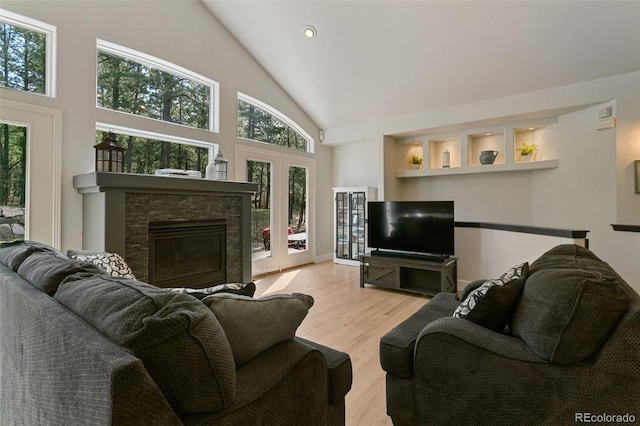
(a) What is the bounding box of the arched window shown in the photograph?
[237,93,313,153]
[97,39,219,132]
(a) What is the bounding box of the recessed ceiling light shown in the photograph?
[485,133,491,136]
[302,25,317,39]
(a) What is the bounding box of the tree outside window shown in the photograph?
[97,50,211,130]
[96,130,210,176]
[237,98,309,152]
[0,122,26,243]
[0,21,46,94]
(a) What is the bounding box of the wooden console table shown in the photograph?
[359,254,457,296]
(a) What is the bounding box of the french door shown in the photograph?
[0,100,61,248]
[235,144,315,275]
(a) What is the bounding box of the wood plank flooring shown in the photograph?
[253,261,432,426]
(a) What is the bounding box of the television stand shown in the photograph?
[359,253,457,296]
[370,249,448,263]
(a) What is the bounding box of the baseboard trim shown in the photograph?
[314,253,334,263]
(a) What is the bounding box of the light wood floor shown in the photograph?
[253,261,432,426]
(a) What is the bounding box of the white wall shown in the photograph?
[327,73,640,292]
[0,1,334,260]
[332,138,378,188]
[455,227,588,289]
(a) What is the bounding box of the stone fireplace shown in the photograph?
[73,172,258,286]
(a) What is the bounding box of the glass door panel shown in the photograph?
[247,160,273,260]
[0,122,27,243]
[350,192,366,260]
[287,165,307,253]
[336,192,349,259]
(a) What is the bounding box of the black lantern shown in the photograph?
[95,131,125,172]
[214,149,228,180]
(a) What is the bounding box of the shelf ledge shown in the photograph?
[611,224,640,233]
[396,159,559,178]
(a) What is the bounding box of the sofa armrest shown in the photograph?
[295,337,353,403]
[380,293,459,378]
[417,317,545,364]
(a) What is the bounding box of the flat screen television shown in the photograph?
[367,201,454,258]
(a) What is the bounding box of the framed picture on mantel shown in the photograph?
[636,160,640,194]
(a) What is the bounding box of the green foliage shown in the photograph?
[288,166,306,232]
[237,100,307,152]
[410,155,423,164]
[0,22,46,93]
[96,131,208,175]
[251,208,271,245]
[97,52,210,130]
[517,142,537,156]
[0,123,27,207]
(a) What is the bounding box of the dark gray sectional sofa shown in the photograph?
[380,244,640,425]
[0,241,352,426]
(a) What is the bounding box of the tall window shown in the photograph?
[0,9,56,96]
[96,126,212,176]
[0,122,26,243]
[96,40,219,132]
[237,93,313,152]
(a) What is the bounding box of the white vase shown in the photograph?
[205,162,216,179]
[520,154,532,162]
[412,164,421,170]
[442,149,450,168]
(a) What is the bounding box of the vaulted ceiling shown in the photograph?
[202,1,640,131]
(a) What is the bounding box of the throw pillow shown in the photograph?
[456,279,487,301]
[54,273,236,413]
[68,251,136,279]
[510,255,631,363]
[453,262,529,332]
[169,281,256,299]
[202,292,314,367]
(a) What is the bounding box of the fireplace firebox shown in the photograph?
[148,219,226,289]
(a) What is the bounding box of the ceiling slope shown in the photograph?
[202,1,640,131]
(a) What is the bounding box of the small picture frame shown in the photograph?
[636,160,640,194]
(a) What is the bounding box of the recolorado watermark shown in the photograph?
[575,413,636,423]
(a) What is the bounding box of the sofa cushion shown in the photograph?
[529,244,601,275]
[68,250,136,279]
[453,263,529,332]
[16,251,105,295]
[511,247,631,363]
[0,240,61,271]
[169,282,256,300]
[202,293,313,367]
[54,274,237,413]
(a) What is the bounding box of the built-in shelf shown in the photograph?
[395,118,559,178]
[611,224,640,233]
[396,159,559,178]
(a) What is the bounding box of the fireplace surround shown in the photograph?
[73,172,258,286]
[148,219,226,288]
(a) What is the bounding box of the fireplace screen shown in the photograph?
[148,220,226,288]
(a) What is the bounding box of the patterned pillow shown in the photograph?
[70,252,136,279]
[169,282,256,299]
[453,262,529,332]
